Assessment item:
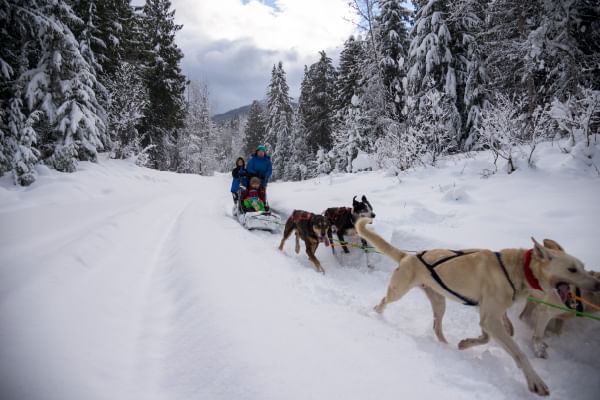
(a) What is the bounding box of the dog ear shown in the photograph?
[543,239,564,252]
[353,195,358,205]
[361,195,367,202]
[531,237,552,261]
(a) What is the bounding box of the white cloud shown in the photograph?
[171,0,359,113]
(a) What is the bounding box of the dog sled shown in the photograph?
[233,185,282,233]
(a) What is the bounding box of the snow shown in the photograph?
[1,143,599,400]
[351,150,378,172]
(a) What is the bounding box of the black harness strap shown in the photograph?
[417,250,479,306]
[495,252,516,301]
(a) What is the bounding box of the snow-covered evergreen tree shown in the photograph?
[407,0,461,152]
[334,36,365,118]
[302,51,337,154]
[242,100,266,157]
[376,0,411,119]
[20,0,108,173]
[105,62,148,159]
[284,114,310,181]
[264,61,293,179]
[138,0,186,171]
[486,0,598,119]
[448,0,488,148]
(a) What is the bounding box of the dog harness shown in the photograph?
[323,207,353,223]
[417,250,517,306]
[417,250,479,306]
[292,210,314,223]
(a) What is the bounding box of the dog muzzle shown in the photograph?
[320,234,330,247]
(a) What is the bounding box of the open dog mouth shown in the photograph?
[319,233,330,247]
[555,282,570,304]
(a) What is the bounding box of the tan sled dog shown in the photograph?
[519,267,600,358]
[356,218,600,397]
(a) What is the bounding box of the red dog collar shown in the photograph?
[523,249,543,291]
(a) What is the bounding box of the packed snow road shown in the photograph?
[1,150,599,400]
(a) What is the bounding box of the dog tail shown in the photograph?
[355,217,407,263]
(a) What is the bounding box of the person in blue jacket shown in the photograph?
[246,145,272,188]
[230,157,247,204]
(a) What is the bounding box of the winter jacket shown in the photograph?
[242,187,266,211]
[230,166,247,193]
[246,154,272,186]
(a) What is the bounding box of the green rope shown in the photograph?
[527,296,600,321]
[330,238,381,253]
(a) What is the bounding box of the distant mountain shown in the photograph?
[212,100,297,124]
[212,103,257,124]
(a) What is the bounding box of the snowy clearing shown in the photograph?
[1,143,599,400]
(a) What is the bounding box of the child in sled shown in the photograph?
[242,177,267,212]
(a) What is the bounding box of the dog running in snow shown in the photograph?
[323,195,376,255]
[355,217,600,397]
[278,210,331,273]
[518,269,600,358]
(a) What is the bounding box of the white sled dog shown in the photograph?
[356,217,600,397]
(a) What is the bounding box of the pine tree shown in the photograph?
[407,0,461,154]
[242,100,266,157]
[284,113,310,181]
[482,0,600,150]
[301,51,337,154]
[376,0,411,119]
[105,62,148,159]
[334,36,365,117]
[448,0,488,149]
[264,61,293,179]
[138,0,187,170]
[332,37,373,172]
[21,0,108,173]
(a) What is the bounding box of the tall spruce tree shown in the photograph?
[264,61,293,179]
[331,37,370,172]
[334,36,365,117]
[13,0,108,174]
[105,62,148,159]
[138,0,186,170]
[407,0,461,155]
[376,0,411,119]
[302,51,337,154]
[242,100,266,157]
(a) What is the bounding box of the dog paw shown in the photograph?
[458,339,469,350]
[527,374,550,396]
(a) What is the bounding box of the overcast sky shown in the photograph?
[133,0,359,114]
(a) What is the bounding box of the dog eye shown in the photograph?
[568,267,577,273]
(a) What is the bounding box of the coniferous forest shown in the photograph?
[1,0,599,186]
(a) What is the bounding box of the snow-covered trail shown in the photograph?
[1,152,599,400]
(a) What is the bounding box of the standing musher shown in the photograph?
[246,145,272,188]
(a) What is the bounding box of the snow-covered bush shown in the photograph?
[550,88,599,149]
[477,94,523,174]
[375,121,422,172]
[351,151,378,172]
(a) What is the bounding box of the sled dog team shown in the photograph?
[230,148,600,397]
[277,195,598,397]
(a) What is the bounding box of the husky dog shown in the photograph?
[356,217,600,397]
[323,195,376,254]
[519,268,600,358]
[278,210,331,273]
